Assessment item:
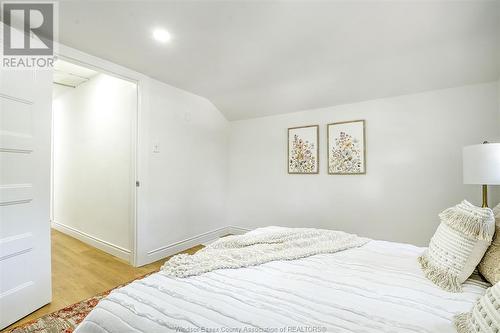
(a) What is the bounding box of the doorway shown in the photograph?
[50,59,137,263]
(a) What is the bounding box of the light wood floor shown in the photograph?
[4,229,204,331]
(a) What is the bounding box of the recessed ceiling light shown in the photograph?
[152,28,171,43]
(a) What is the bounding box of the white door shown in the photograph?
[0,65,53,328]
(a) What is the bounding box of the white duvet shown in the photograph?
[75,239,489,333]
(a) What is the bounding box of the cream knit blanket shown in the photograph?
[160,226,370,278]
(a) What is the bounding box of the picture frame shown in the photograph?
[287,125,319,174]
[327,120,366,175]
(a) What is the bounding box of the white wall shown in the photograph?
[136,78,229,264]
[227,82,500,246]
[52,73,137,259]
[498,80,500,140]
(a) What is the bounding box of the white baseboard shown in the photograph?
[51,221,131,262]
[201,225,252,246]
[225,225,251,235]
[145,225,252,264]
[52,222,253,267]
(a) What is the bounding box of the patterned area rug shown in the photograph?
[5,273,153,333]
[5,290,111,333]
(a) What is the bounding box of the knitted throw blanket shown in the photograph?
[160,226,370,278]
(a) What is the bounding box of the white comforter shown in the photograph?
[75,240,488,333]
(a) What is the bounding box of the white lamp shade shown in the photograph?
[463,143,500,185]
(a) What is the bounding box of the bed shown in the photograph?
[75,232,489,333]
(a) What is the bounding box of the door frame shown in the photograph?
[50,44,145,266]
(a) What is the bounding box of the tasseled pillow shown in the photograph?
[478,203,500,285]
[418,200,495,292]
[454,282,500,332]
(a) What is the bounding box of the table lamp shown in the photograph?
[463,142,500,207]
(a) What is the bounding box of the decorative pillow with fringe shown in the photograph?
[418,200,495,292]
[478,203,500,285]
[454,282,500,333]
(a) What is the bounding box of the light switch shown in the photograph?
[153,140,160,153]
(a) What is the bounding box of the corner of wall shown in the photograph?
[497,77,500,114]
[497,78,500,141]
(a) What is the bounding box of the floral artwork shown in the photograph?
[288,125,319,174]
[329,132,362,173]
[328,120,365,174]
[289,134,316,173]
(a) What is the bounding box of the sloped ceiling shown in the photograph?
[58,1,500,120]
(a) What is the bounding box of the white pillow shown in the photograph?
[418,200,495,292]
[454,282,500,332]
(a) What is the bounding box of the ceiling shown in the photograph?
[58,1,500,120]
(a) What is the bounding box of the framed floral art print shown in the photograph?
[327,120,366,175]
[288,125,319,174]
